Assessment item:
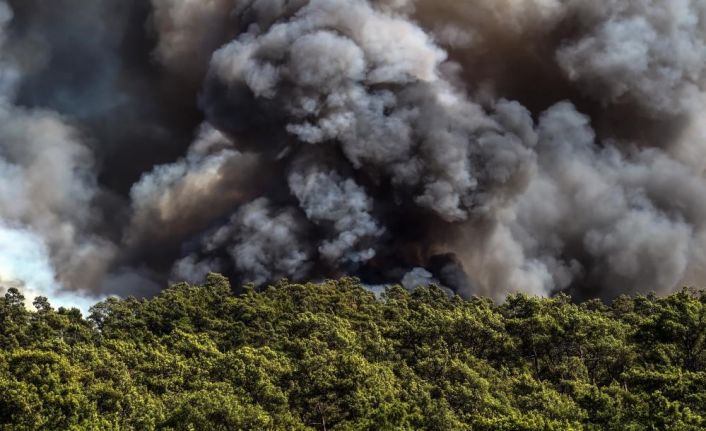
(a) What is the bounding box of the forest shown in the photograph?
[1,274,706,430]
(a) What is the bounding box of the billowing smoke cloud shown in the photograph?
[288,166,384,266]
[0,0,114,307]
[174,197,313,285]
[556,0,706,115]
[1,0,706,305]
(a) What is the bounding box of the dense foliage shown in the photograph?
[1,275,706,430]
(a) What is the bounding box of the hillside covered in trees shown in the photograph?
[1,275,706,430]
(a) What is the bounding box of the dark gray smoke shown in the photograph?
[1,0,706,305]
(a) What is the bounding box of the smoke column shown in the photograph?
[1,0,706,305]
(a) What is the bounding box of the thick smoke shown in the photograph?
[0,1,114,307]
[556,0,706,115]
[174,197,313,285]
[1,0,706,305]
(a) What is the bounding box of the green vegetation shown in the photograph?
[1,275,706,430]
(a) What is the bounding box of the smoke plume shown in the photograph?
[1,0,706,304]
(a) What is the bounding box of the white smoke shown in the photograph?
[401,267,437,290]
[288,168,384,265]
[173,198,313,285]
[557,0,706,115]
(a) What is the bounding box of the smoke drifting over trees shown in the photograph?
[1,0,706,304]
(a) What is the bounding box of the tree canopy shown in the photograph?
[1,275,706,430]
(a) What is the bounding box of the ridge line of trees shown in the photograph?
[1,275,706,430]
